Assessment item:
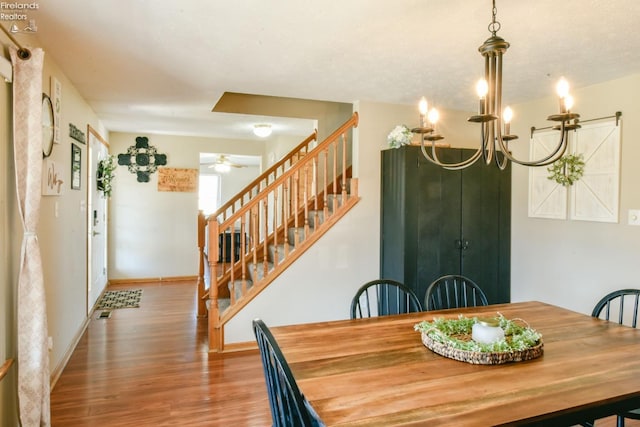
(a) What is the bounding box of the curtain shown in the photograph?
[11,46,51,426]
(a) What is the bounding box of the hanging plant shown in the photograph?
[547,153,585,186]
[97,155,117,198]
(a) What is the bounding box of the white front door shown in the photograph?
[87,127,109,312]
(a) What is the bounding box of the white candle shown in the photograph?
[472,318,505,344]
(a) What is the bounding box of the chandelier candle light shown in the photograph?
[412,0,581,170]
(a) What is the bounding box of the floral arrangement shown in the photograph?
[387,124,413,148]
[414,313,542,353]
[97,155,117,198]
[547,153,585,186]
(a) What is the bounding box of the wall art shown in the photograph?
[157,168,198,192]
[69,123,86,144]
[528,116,621,223]
[71,143,81,190]
[117,136,167,183]
[42,159,64,196]
[51,76,61,144]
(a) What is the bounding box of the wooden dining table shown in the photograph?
[269,301,640,426]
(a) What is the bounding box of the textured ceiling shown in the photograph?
[16,0,640,139]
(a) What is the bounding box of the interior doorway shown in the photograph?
[199,152,262,213]
[87,126,109,313]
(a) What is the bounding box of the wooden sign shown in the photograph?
[157,167,198,192]
[69,123,86,144]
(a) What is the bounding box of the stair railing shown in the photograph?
[212,130,318,224]
[203,112,359,352]
[0,358,13,382]
[197,130,318,317]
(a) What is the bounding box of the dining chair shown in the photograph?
[350,279,423,319]
[588,289,640,427]
[252,318,325,427]
[424,274,488,311]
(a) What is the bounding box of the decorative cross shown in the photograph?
[117,136,167,182]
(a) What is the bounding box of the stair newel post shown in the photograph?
[341,132,348,205]
[208,219,223,352]
[262,197,269,278]
[196,210,207,318]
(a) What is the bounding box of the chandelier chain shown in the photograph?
[489,1,501,35]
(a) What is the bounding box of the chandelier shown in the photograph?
[412,0,580,170]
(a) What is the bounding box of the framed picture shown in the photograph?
[71,143,81,190]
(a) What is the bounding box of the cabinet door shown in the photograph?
[380,147,418,288]
[414,148,462,300]
[460,155,511,304]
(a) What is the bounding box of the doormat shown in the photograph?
[96,289,143,309]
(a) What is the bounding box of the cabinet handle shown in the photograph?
[462,240,470,250]
[455,240,462,249]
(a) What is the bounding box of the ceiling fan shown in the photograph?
[207,154,246,173]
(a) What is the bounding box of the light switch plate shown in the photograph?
[628,209,640,226]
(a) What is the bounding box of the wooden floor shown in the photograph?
[50,280,637,427]
[50,280,271,426]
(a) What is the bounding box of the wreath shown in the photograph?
[414,313,542,353]
[97,155,117,198]
[547,153,585,186]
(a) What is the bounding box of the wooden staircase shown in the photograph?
[197,112,360,352]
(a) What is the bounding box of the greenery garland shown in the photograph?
[97,155,117,198]
[547,153,585,186]
[414,313,542,353]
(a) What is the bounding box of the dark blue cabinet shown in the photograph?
[380,146,511,305]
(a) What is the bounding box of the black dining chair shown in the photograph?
[424,274,488,311]
[588,289,640,427]
[350,279,423,319]
[253,319,325,427]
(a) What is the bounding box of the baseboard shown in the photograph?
[49,314,92,390]
[220,341,257,353]
[107,275,197,286]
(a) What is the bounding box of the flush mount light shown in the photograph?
[253,124,272,138]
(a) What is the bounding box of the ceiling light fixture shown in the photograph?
[253,124,272,138]
[412,0,580,170]
[213,162,231,173]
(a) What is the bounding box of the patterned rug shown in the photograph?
[96,289,143,309]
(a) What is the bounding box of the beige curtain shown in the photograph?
[11,46,51,426]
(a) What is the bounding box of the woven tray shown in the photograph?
[421,331,544,365]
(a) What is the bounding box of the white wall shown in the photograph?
[509,74,640,315]
[107,132,266,280]
[39,59,108,374]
